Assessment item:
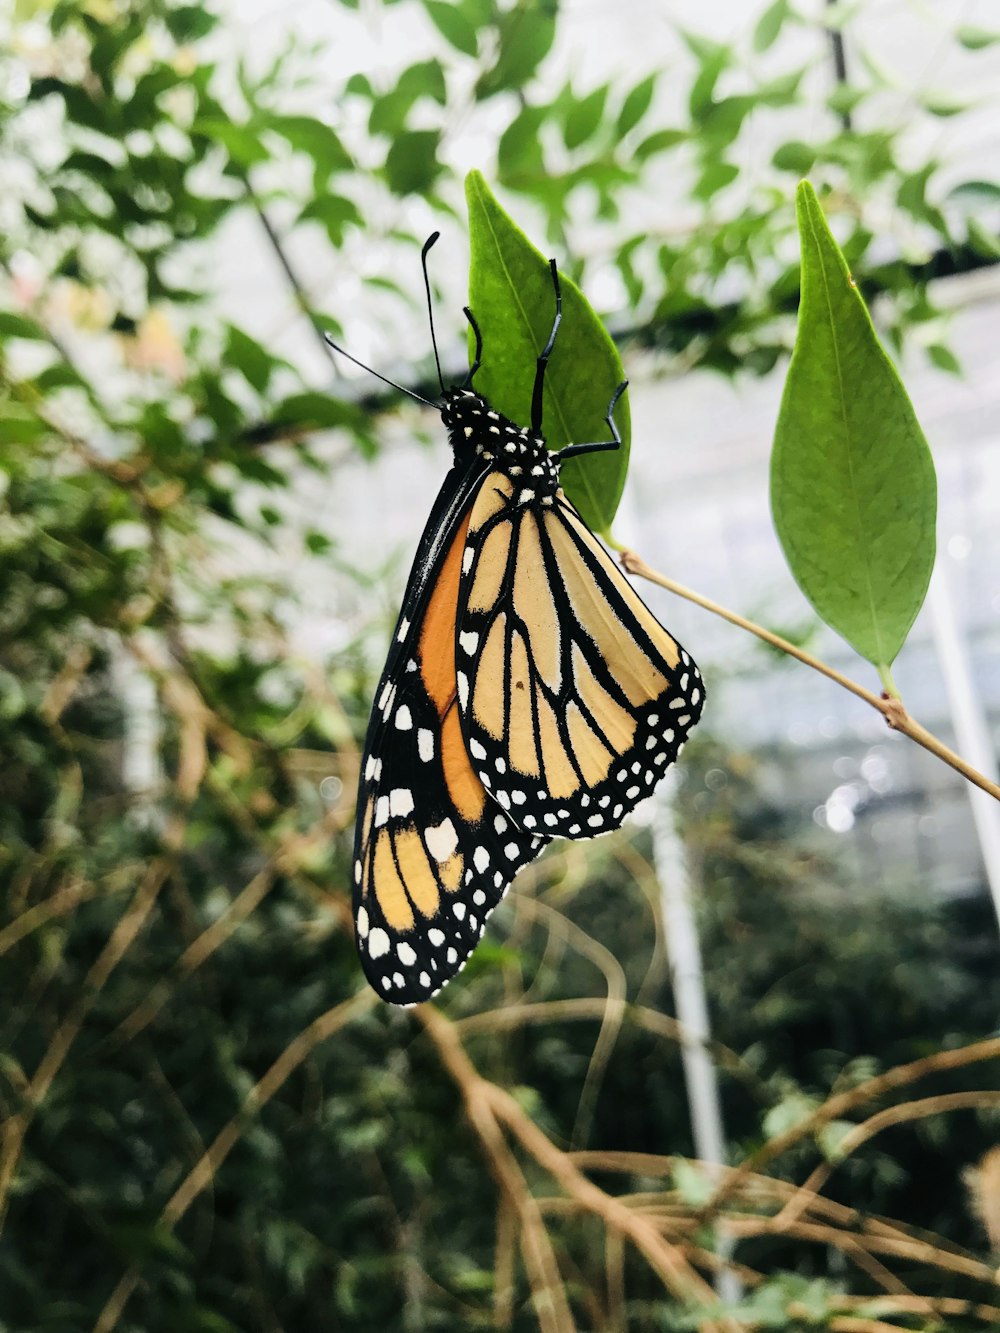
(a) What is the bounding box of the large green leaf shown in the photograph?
[771,181,937,673]
[464,171,629,535]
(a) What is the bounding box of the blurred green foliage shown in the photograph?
[2,0,999,1328]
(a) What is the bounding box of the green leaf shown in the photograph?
[693,159,738,200]
[753,0,790,52]
[384,130,442,195]
[564,85,608,150]
[925,342,961,376]
[465,171,630,535]
[0,313,48,340]
[956,24,1000,50]
[772,140,816,174]
[771,182,937,671]
[423,0,478,57]
[616,72,656,136]
[165,5,217,41]
[634,127,688,161]
[298,194,364,245]
[966,217,1000,260]
[476,0,556,98]
[191,118,269,166]
[919,93,968,117]
[498,105,546,186]
[948,179,1000,205]
[225,326,274,394]
[265,115,352,173]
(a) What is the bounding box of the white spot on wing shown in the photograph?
[460,631,479,655]
[418,728,434,762]
[397,617,410,643]
[356,906,369,937]
[425,818,458,862]
[470,738,487,761]
[374,796,389,827]
[395,705,413,730]
[389,788,414,818]
[368,928,389,958]
[473,845,490,872]
[457,672,469,709]
[397,941,417,965]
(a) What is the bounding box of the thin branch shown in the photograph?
[620,549,1000,803]
[243,177,340,370]
[418,1007,733,1324]
[697,1036,1000,1218]
[775,1090,1000,1227]
[91,989,377,1333]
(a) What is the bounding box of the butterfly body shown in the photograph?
[345,249,704,1007]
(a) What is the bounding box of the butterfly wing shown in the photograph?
[353,467,547,1006]
[454,476,704,838]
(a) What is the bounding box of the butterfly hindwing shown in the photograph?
[455,475,705,838]
[353,488,546,1005]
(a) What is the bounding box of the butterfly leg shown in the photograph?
[531,258,563,434]
[462,307,483,386]
[556,379,629,461]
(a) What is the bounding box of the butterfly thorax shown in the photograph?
[439,387,560,500]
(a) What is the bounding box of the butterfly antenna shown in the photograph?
[323,333,435,409]
[531,259,561,434]
[421,232,446,394]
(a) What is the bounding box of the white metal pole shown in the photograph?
[653,781,743,1303]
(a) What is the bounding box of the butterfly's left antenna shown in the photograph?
[421,232,446,394]
[322,332,436,408]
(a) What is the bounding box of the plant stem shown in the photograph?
[620,549,1000,804]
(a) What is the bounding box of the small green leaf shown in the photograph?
[771,182,937,671]
[634,127,688,161]
[265,115,352,172]
[671,1159,714,1207]
[465,171,630,535]
[772,140,816,174]
[949,179,1000,205]
[925,342,961,376]
[423,0,478,57]
[817,1119,854,1162]
[956,24,999,50]
[919,92,968,117]
[753,0,789,52]
[564,85,608,150]
[967,217,1000,260]
[693,159,738,200]
[384,129,442,195]
[298,194,364,245]
[616,72,656,136]
[191,118,268,166]
[225,326,274,394]
[498,105,546,185]
[0,312,48,340]
[476,0,556,98]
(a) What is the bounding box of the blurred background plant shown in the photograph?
[1,0,999,1329]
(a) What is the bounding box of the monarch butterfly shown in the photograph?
[331,235,704,1006]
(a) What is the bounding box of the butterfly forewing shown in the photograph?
[353,490,546,1005]
[455,478,705,838]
